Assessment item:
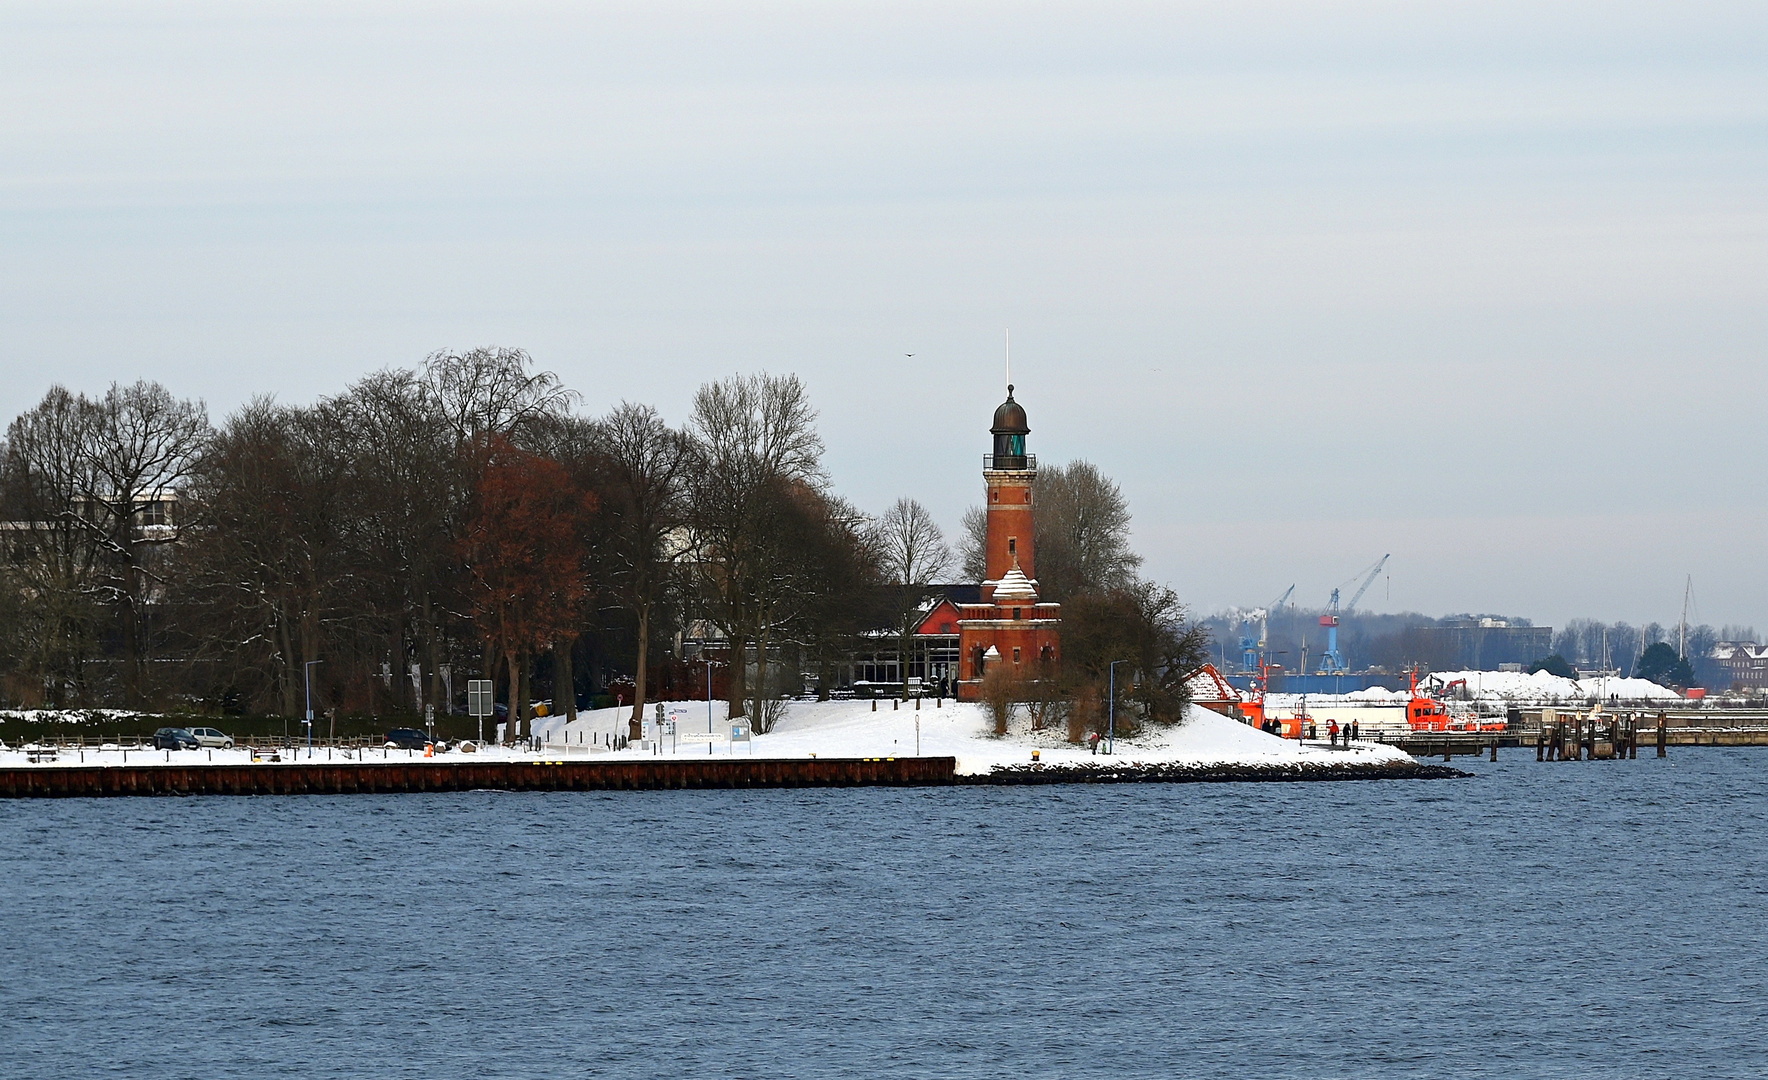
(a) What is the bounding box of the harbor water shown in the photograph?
[3,749,1765,1078]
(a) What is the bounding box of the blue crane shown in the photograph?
[1317,555,1390,675]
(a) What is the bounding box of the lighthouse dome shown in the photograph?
[991,386,1028,434]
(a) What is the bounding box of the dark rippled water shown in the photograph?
[4,750,1766,1078]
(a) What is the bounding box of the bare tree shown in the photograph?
[336,368,461,717]
[785,492,883,702]
[958,506,987,581]
[1033,460,1142,602]
[594,403,690,738]
[875,498,952,587]
[422,347,576,447]
[873,497,951,699]
[1,388,105,705]
[958,461,1139,601]
[978,663,1019,736]
[76,381,210,702]
[183,397,354,716]
[685,372,825,720]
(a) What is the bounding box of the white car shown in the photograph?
[188,726,235,749]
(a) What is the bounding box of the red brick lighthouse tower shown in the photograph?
[956,385,1061,699]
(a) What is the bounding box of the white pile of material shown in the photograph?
[1269,671,1684,709]
[1425,670,1682,704]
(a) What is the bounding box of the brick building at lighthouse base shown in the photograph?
[956,385,1060,699]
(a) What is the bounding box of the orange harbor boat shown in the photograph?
[1405,669,1505,733]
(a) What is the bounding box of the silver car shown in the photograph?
[188,726,235,749]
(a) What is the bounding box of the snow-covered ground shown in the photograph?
[539,698,1412,775]
[1,699,1413,775]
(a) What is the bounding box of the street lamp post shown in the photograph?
[706,659,715,757]
[303,660,323,759]
[1108,659,1128,755]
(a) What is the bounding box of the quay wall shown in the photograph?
[0,756,958,798]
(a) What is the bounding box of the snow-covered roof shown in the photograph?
[991,563,1038,603]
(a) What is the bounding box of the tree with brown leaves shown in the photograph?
[459,438,597,741]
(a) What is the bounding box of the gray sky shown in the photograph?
[3,1,1764,630]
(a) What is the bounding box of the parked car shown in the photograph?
[187,726,234,749]
[152,727,200,750]
[384,727,444,751]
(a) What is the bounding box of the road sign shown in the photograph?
[681,731,726,744]
[730,723,750,741]
[467,680,494,718]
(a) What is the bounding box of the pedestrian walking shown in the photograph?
[1328,720,1340,748]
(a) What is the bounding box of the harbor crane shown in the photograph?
[1317,555,1390,674]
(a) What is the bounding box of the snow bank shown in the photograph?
[0,708,148,725]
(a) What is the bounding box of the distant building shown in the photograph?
[1710,642,1768,690]
[1411,619,1552,671]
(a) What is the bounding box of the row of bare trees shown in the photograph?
[0,353,946,736]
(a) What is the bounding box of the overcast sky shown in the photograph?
[3,1,1764,630]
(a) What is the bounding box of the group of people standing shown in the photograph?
[1324,719,1359,747]
[1256,716,1363,747]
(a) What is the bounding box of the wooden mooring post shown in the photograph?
[1489,740,1498,762]
[1657,712,1667,758]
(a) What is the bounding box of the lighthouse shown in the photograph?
[956,385,1061,699]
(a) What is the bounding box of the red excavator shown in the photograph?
[1237,659,1304,738]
